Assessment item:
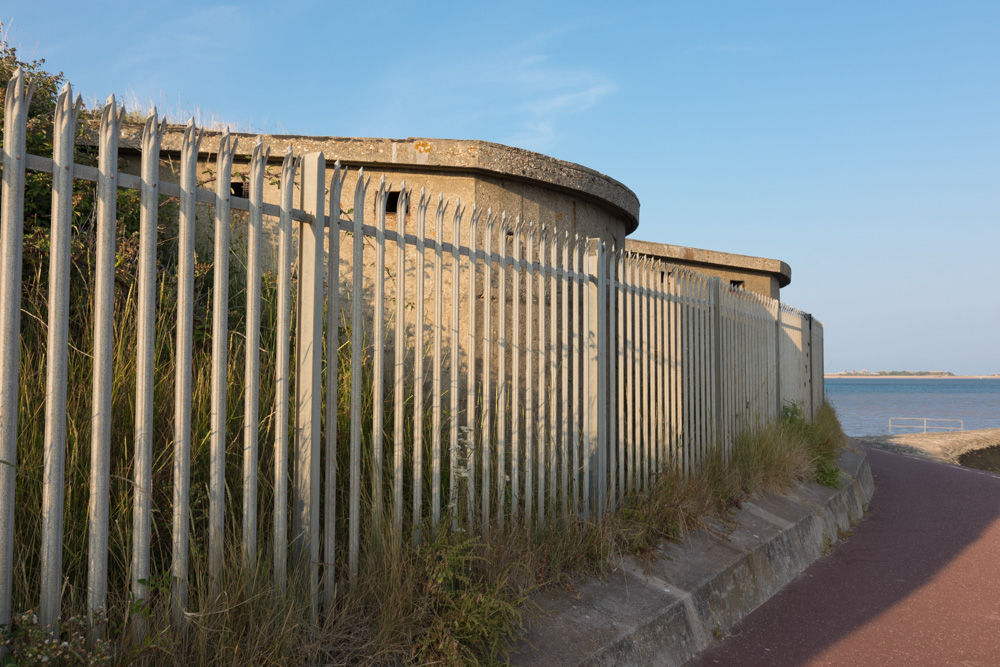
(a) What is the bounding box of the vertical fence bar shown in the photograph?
[711,278,723,449]
[775,304,782,417]
[525,228,535,526]
[648,259,659,479]
[496,215,509,526]
[646,259,655,487]
[295,152,324,619]
[536,229,547,526]
[693,272,702,470]
[616,252,626,500]
[511,222,522,521]
[693,274,703,459]
[699,275,709,462]
[465,207,479,529]
[688,271,697,472]
[413,191,428,536]
[667,267,677,470]
[274,148,296,591]
[580,239,590,517]
[39,85,79,631]
[606,248,617,507]
[372,179,388,532]
[549,233,559,514]
[432,197,446,527]
[0,69,30,634]
[325,163,346,608]
[571,238,581,512]
[89,96,121,625]
[737,292,744,434]
[696,272,704,467]
[583,240,599,515]
[561,232,571,517]
[393,185,408,536]
[636,259,644,486]
[449,202,462,529]
[744,291,751,429]
[208,130,236,594]
[170,119,201,623]
[721,285,729,447]
[642,259,652,490]
[681,270,692,476]
[625,255,635,490]
[348,170,368,579]
[674,269,683,474]
[658,264,668,472]
[732,288,740,442]
[481,211,495,529]
[595,242,608,512]
[634,257,643,487]
[752,294,758,425]
[243,137,269,567]
[691,274,700,465]
[132,112,164,630]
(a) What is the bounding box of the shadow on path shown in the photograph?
[687,443,1000,666]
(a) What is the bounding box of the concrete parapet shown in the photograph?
[508,449,874,666]
[625,239,791,300]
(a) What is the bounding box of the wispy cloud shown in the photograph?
[354,28,617,153]
[688,43,784,56]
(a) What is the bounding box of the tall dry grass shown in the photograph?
[5,213,850,663]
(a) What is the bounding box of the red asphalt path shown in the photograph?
[688,443,1000,666]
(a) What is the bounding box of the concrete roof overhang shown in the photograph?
[105,127,642,235]
[625,239,792,288]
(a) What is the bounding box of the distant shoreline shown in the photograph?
[825,374,1000,380]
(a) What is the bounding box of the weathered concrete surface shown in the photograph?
[103,127,640,235]
[508,448,874,667]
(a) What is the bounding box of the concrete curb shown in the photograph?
[508,449,875,666]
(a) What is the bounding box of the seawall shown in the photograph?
[508,448,874,666]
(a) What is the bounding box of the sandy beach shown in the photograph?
[854,428,1000,464]
[826,374,1000,380]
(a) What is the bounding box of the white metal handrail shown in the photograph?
[889,417,964,434]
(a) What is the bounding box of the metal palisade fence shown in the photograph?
[0,71,824,638]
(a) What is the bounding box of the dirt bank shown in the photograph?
[855,428,1000,465]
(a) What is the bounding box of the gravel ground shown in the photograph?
[854,428,1000,464]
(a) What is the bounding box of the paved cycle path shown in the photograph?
[688,443,1000,666]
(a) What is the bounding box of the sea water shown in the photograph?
[824,378,1000,437]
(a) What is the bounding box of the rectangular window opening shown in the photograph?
[385,190,405,214]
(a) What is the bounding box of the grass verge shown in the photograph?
[4,398,848,665]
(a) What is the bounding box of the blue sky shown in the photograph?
[4,1,999,374]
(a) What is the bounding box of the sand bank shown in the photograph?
[826,374,1000,380]
[855,428,1000,464]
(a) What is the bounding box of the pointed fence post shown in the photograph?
[39,84,79,633]
[583,239,602,517]
[710,278,724,451]
[208,130,236,597]
[132,112,165,638]
[774,302,782,420]
[90,96,122,630]
[294,152,325,621]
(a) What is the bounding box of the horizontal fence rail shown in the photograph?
[889,418,964,434]
[0,70,824,639]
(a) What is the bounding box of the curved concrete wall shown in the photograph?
[111,129,638,265]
